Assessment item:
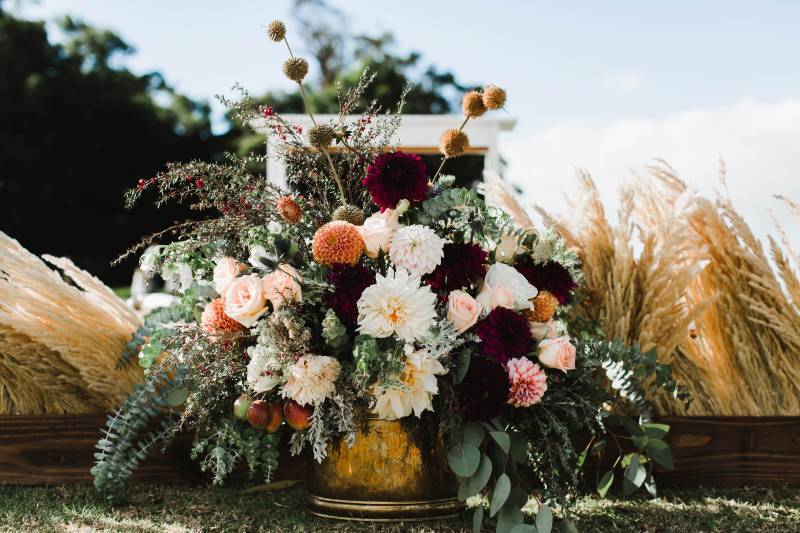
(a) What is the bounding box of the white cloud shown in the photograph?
[602,73,644,93]
[503,98,800,249]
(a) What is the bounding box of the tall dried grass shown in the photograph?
[0,232,142,414]
[488,163,800,416]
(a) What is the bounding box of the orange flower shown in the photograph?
[312,221,364,266]
[276,196,302,223]
[201,298,244,335]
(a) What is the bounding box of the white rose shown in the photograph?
[163,262,194,291]
[213,257,246,295]
[476,263,538,311]
[268,221,283,234]
[224,274,269,327]
[358,209,400,259]
[447,290,482,333]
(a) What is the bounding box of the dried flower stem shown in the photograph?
[282,36,347,204]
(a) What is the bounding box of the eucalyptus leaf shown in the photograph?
[490,431,511,455]
[496,502,524,533]
[490,473,511,517]
[463,422,486,448]
[472,506,484,533]
[463,453,493,498]
[641,422,670,439]
[165,387,189,407]
[509,432,527,463]
[535,504,553,533]
[454,351,471,384]
[510,525,538,533]
[645,439,674,469]
[597,470,614,497]
[448,444,481,478]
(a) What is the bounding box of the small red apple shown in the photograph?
[283,400,313,431]
[247,400,270,428]
[264,402,283,433]
[233,394,252,420]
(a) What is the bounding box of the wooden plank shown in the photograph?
[656,416,800,487]
[0,415,306,485]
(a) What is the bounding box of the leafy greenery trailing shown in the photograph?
[91,366,186,501]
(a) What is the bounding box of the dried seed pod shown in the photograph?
[462,90,487,118]
[266,20,286,42]
[332,205,366,225]
[307,124,336,149]
[439,129,469,158]
[482,85,507,110]
[283,57,309,83]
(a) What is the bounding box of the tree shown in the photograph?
[0,12,223,284]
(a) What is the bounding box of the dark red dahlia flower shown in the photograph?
[425,243,487,293]
[457,356,510,421]
[326,264,374,325]
[474,307,532,364]
[362,151,429,209]
[513,256,578,305]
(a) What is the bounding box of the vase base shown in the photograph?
[306,494,464,522]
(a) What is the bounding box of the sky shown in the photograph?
[13,0,800,245]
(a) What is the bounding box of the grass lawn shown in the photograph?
[0,484,798,532]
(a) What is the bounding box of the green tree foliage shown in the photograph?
[0,11,221,284]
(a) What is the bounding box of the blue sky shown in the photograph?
[14,0,800,241]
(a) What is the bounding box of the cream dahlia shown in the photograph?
[356,268,437,342]
[388,225,445,276]
[280,355,341,406]
[372,346,446,420]
[506,357,547,407]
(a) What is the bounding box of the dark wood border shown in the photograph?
[0,415,305,485]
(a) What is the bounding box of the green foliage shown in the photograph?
[91,366,186,500]
[321,308,349,353]
[191,418,280,485]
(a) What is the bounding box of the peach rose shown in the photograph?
[476,263,538,311]
[537,336,576,372]
[358,209,400,259]
[447,290,482,333]
[494,231,520,264]
[530,320,558,341]
[213,257,247,296]
[224,274,268,327]
[263,264,302,310]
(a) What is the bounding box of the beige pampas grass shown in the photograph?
[525,162,800,416]
[0,232,142,414]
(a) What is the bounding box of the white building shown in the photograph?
[251,114,516,187]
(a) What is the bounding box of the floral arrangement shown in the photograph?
[93,20,683,531]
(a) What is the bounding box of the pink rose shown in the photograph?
[530,320,558,341]
[537,336,576,372]
[213,257,247,296]
[358,209,400,259]
[447,290,482,333]
[476,263,538,311]
[263,264,302,310]
[224,274,268,327]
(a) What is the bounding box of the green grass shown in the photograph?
[0,484,798,532]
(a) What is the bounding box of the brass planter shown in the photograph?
[306,415,463,521]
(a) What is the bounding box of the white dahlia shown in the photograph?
[280,355,341,406]
[388,224,445,275]
[357,268,437,342]
[372,346,447,420]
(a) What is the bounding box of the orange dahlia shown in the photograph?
[276,195,302,223]
[526,290,559,323]
[201,298,244,335]
[312,221,364,266]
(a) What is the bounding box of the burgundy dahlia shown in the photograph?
[474,307,532,364]
[513,256,578,305]
[326,264,374,325]
[425,243,487,293]
[457,356,510,421]
[362,151,429,209]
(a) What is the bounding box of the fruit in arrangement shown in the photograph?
[283,400,313,430]
[264,402,283,433]
[233,394,252,420]
[247,400,271,427]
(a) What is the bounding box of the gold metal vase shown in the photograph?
[306,414,464,521]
